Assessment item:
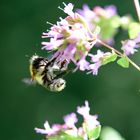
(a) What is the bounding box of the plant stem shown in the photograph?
[97,39,140,72]
[127,56,140,71]
[97,39,122,56]
[134,0,140,22]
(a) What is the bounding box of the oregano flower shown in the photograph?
[35,101,101,140]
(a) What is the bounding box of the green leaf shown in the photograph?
[93,125,101,139]
[100,126,125,140]
[117,57,129,68]
[128,22,140,39]
[48,131,83,140]
[87,125,101,139]
[95,15,120,40]
[102,53,118,65]
[120,15,134,30]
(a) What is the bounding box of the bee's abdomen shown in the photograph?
[46,78,66,92]
[42,73,52,85]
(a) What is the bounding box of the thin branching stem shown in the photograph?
[97,39,122,56]
[97,39,140,72]
[134,0,140,22]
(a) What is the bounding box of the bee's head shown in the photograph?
[29,55,48,80]
[30,55,39,64]
[48,78,66,92]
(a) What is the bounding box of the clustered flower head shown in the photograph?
[77,4,120,44]
[35,101,101,140]
[41,2,140,76]
[41,3,121,75]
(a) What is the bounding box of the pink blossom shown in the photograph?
[35,121,55,135]
[35,101,101,139]
[63,113,78,128]
[84,115,100,130]
[88,50,111,75]
[88,62,101,75]
[76,57,90,71]
[121,33,140,55]
[63,3,74,17]
[77,101,100,131]
[77,4,96,25]
[42,3,99,73]
[77,101,90,118]
[104,5,117,17]
[94,5,117,18]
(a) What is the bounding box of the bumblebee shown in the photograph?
[29,55,69,92]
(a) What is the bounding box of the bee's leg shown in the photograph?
[53,69,71,80]
[59,59,69,71]
[45,58,56,68]
[52,59,69,72]
[45,52,61,68]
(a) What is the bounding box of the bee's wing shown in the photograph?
[22,78,36,86]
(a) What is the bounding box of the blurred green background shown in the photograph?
[1,0,140,140]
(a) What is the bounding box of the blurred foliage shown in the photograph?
[100,126,125,140]
[0,0,140,140]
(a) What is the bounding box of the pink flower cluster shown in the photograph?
[41,3,117,75]
[121,34,140,55]
[77,4,118,44]
[41,3,99,73]
[35,101,100,139]
[41,3,140,75]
